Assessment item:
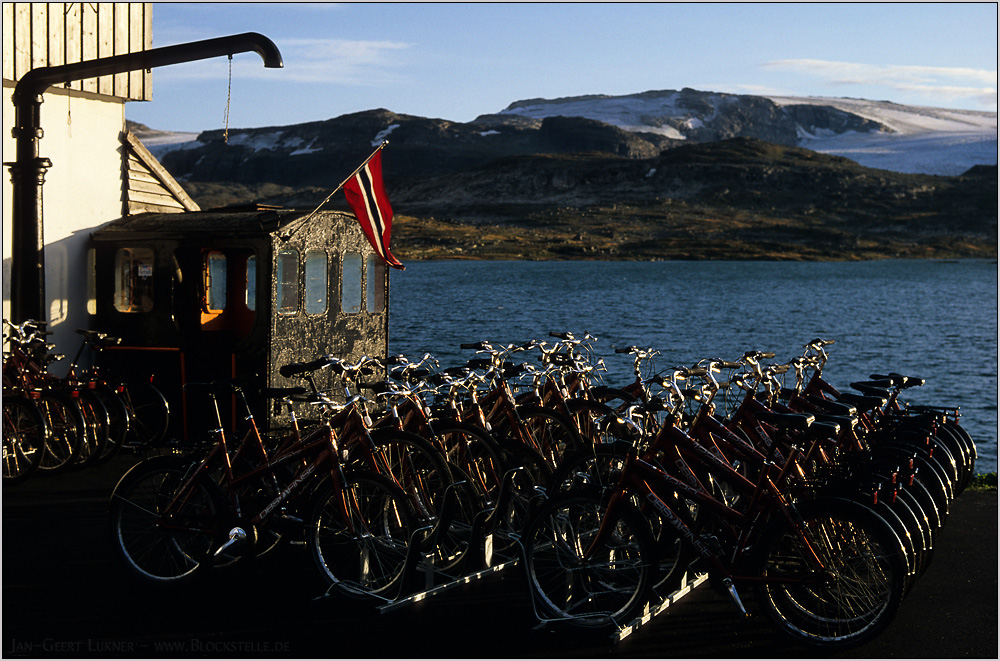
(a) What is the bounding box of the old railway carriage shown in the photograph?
[90,206,389,437]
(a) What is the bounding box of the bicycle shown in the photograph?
[109,378,419,599]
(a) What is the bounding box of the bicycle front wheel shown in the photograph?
[123,381,170,447]
[308,471,417,599]
[38,391,85,473]
[92,382,129,463]
[75,389,110,467]
[752,498,907,649]
[109,457,224,584]
[3,395,47,484]
[523,490,656,628]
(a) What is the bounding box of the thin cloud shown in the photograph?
[152,37,412,86]
[763,59,997,106]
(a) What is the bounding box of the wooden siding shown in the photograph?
[122,130,200,215]
[3,2,151,101]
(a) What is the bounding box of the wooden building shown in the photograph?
[2,3,195,354]
[90,207,390,437]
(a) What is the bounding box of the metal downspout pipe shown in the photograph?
[6,32,283,322]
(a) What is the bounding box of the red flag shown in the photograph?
[343,150,404,270]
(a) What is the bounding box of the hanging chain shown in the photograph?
[223,54,232,143]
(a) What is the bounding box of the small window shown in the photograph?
[86,248,97,316]
[341,252,363,315]
[304,250,328,315]
[276,249,299,315]
[204,252,227,312]
[367,255,385,313]
[246,255,257,311]
[114,247,155,313]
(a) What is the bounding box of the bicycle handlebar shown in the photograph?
[279,355,335,378]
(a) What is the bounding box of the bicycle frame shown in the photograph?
[583,419,829,588]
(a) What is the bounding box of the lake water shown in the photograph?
[389,259,998,473]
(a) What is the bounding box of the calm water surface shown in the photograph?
[389,259,998,472]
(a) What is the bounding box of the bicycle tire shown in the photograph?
[37,391,85,473]
[365,428,454,518]
[210,456,290,569]
[432,421,506,503]
[308,470,418,599]
[123,381,170,447]
[752,497,907,649]
[549,443,695,595]
[3,395,47,484]
[75,389,110,467]
[523,489,657,628]
[871,444,951,521]
[564,399,621,446]
[932,425,973,494]
[92,383,129,463]
[109,456,225,584]
[890,487,934,578]
[428,461,484,576]
[941,420,976,472]
[512,404,586,470]
[904,471,943,532]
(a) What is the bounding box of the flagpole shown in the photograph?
[280,140,389,240]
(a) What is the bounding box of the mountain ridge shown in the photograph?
[128,88,997,262]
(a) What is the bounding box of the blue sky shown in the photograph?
[126,2,999,133]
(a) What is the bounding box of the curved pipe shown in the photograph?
[14,32,282,102]
[7,33,283,322]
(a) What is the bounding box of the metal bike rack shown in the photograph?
[522,566,709,641]
[610,571,709,642]
[312,468,528,611]
[376,467,528,613]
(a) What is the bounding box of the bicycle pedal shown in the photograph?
[214,527,247,557]
[722,578,750,618]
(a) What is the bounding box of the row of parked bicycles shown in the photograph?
[3,320,171,484]
[8,322,976,649]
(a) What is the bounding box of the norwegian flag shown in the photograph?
[343,150,404,270]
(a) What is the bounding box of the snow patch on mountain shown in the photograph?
[132,91,997,177]
[500,91,691,139]
[499,91,997,175]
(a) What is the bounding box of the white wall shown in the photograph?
[3,83,125,359]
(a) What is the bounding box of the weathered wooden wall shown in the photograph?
[121,130,199,214]
[2,2,152,100]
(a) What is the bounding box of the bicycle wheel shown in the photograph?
[109,456,224,584]
[92,383,129,463]
[565,399,621,446]
[308,470,417,598]
[513,405,585,470]
[3,395,47,484]
[365,428,453,518]
[210,456,290,569]
[433,421,506,503]
[430,461,485,575]
[37,391,85,473]
[548,444,692,595]
[932,425,973,494]
[941,420,976,478]
[752,498,906,649]
[75,389,110,467]
[123,381,170,447]
[523,490,656,628]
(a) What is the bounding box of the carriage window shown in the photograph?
[276,249,299,315]
[304,250,328,315]
[204,252,227,312]
[342,252,363,315]
[246,255,257,311]
[113,247,154,313]
[87,248,97,316]
[367,256,385,313]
